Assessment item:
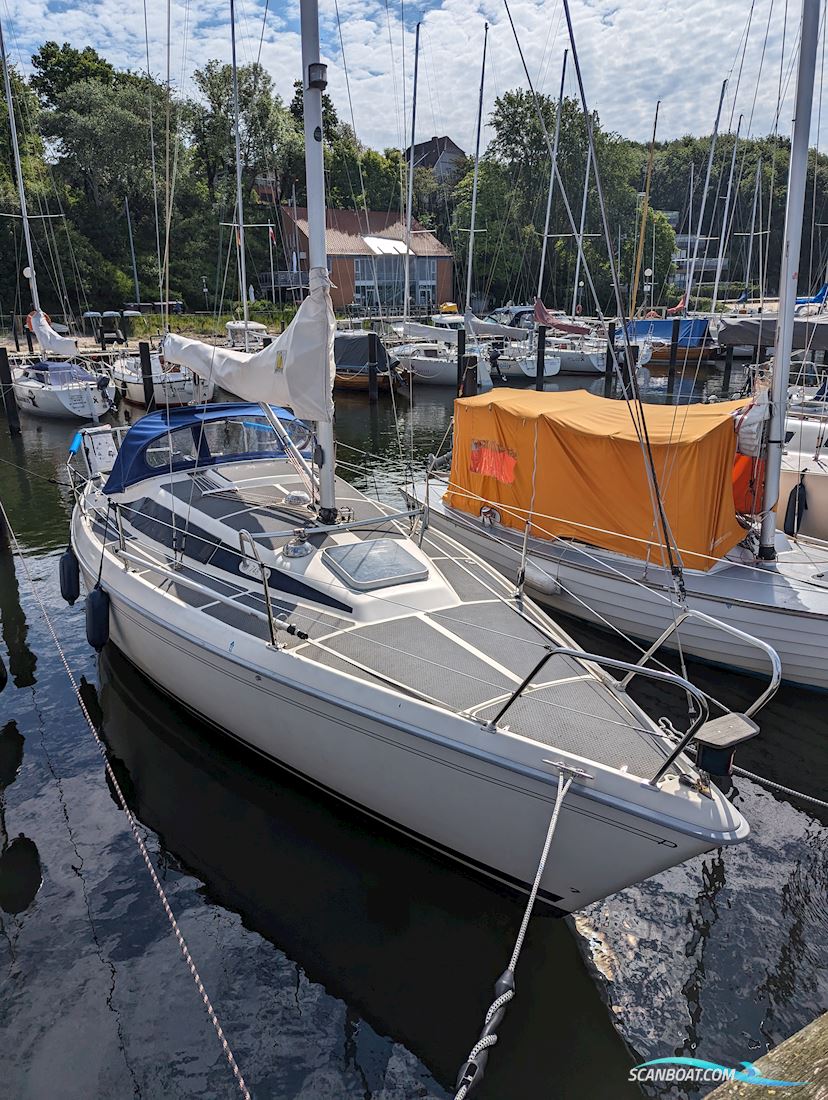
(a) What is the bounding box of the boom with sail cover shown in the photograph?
[463,312,528,340]
[163,268,335,422]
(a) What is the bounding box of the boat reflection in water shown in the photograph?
[96,645,639,1099]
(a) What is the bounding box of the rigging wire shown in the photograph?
[143,0,164,308]
[0,501,252,1100]
[502,0,688,601]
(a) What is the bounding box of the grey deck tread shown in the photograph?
[121,465,670,777]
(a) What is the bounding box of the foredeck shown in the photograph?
[103,462,676,779]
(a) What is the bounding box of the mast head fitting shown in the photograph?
[308,63,327,91]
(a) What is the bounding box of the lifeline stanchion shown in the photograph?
[453,767,577,1099]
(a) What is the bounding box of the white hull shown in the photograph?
[13,371,114,421]
[110,358,214,407]
[497,355,561,379]
[398,349,493,390]
[785,412,828,453]
[417,484,828,690]
[71,492,746,913]
[553,346,605,375]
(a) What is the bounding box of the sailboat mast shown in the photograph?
[711,114,742,313]
[629,101,659,319]
[759,0,820,557]
[744,157,761,298]
[537,50,568,300]
[268,223,276,305]
[300,0,337,518]
[570,143,591,316]
[0,16,40,313]
[403,24,420,322]
[685,79,727,311]
[464,22,488,316]
[230,0,250,350]
[125,196,140,303]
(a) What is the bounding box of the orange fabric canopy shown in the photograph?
[443,389,749,571]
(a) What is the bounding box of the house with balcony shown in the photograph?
[672,233,725,290]
[276,207,454,312]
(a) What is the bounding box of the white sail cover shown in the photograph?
[463,311,529,340]
[164,267,335,422]
[402,321,458,345]
[30,310,77,356]
[732,389,770,457]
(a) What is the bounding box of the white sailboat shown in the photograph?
[65,0,775,914]
[109,350,215,407]
[0,17,115,422]
[414,0,827,690]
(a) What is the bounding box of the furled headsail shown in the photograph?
[30,310,77,356]
[163,267,335,422]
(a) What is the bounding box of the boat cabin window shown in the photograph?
[146,429,200,468]
[143,416,313,473]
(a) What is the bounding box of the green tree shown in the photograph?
[30,42,115,107]
[289,78,340,142]
[188,61,295,206]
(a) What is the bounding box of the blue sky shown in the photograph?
[0,0,816,155]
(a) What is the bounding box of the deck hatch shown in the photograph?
[322,539,428,591]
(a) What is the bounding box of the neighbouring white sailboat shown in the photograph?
[0,16,115,421]
[414,0,826,690]
[65,0,776,915]
[109,350,215,407]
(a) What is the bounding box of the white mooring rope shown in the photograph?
[454,769,574,1100]
[0,501,252,1100]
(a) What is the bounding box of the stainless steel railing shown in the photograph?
[482,645,712,785]
[617,608,781,718]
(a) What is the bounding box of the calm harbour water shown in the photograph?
[0,369,825,1099]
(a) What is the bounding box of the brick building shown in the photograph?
[279,207,454,312]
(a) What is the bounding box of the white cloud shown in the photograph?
[0,0,814,155]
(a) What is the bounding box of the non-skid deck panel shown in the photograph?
[432,600,566,680]
[322,615,514,710]
[430,556,502,602]
[476,681,667,777]
[166,470,411,548]
[203,600,272,641]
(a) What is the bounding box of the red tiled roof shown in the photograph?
[282,207,453,258]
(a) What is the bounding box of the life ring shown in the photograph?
[25,310,49,331]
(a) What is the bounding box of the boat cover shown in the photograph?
[25,360,97,384]
[334,332,395,372]
[444,389,750,570]
[716,313,828,351]
[464,312,528,340]
[163,268,334,422]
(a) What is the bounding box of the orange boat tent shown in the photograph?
[443,389,752,571]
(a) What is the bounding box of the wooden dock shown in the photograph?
[708,1011,828,1098]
